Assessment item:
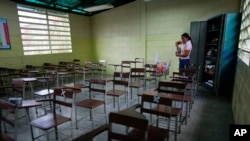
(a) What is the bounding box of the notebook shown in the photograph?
[8,97,23,106]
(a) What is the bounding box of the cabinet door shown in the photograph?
[190,21,206,82]
[217,13,241,96]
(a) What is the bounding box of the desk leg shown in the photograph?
[29,82,34,96]
[23,82,26,99]
[25,108,31,122]
[57,74,59,87]
[73,93,78,129]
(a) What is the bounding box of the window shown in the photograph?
[17,4,72,55]
[238,0,250,66]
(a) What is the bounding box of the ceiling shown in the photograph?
[10,0,136,16]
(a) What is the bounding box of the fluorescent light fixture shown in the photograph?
[84,3,114,12]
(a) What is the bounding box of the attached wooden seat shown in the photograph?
[107,89,127,96]
[77,99,104,109]
[0,133,14,141]
[153,104,182,117]
[31,113,70,130]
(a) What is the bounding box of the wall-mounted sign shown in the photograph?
[0,18,11,49]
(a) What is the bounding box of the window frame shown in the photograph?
[17,4,72,55]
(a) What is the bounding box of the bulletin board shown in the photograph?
[0,18,11,49]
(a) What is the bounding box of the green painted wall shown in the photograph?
[232,60,250,124]
[90,0,240,75]
[0,0,93,69]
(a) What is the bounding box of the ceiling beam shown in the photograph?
[48,0,57,6]
[68,0,88,11]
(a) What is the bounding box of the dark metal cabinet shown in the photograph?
[202,13,241,96]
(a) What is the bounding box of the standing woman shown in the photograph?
[175,33,192,69]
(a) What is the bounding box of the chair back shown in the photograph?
[11,79,24,97]
[0,100,18,140]
[140,94,173,117]
[179,68,196,80]
[130,68,145,78]
[26,65,35,71]
[54,88,74,99]
[144,64,157,74]
[121,61,131,73]
[88,78,107,94]
[157,81,186,95]
[73,59,80,65]
[52,88,74,119]
[135,58,144,68]
[112,72,130,88]
[108,112,148,141]
[130,68,145,88]
[88,78,107,101]
[186,63,201,82]
[98,60,107,78]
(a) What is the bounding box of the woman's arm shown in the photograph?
[176,49,191,57]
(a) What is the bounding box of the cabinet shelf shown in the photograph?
[207,29,220,32]
[205,57,217,60]
[206,44,218,46]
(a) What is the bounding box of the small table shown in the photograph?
[16,77,37,99]
[18,100,43,121]
[64,82,85,90]
[108,64,121,72]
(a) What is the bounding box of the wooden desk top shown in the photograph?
[0,73,9,76]
[63,83,85,93]
[108,64,121,67]
[0,133,13,141]
[15,77,37,82]
[117,104,145,120]
[18,100,42,108]
[56,72,69,75]
[140,88,190,102]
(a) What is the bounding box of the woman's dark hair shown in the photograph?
[181,33,191,40]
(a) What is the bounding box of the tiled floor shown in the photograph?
[0,77,233,141]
